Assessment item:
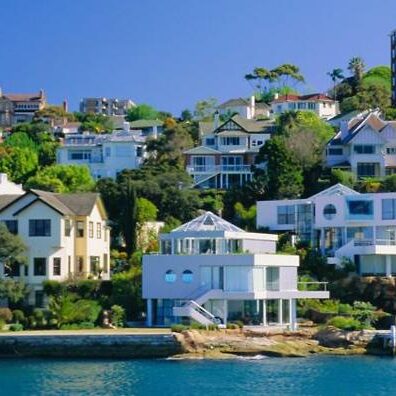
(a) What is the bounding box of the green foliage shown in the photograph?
[199,190,225,214]
[193,98,218,120]
[25,164,95,193]
[111,305,126,327]
[226,323,240,330]
[234,202,256,231]
[171,324,189,333]
[74,113,114,133]
[0,223,26,272]
[0,308,12,322]
[0,279,29,304]
[9,323,24,331]
[12,310,25,324]
[43,280,66,297]
[327,316,363,331]
[381,174,396,192]
[0,319,6,330]
[60,322,96,330]
[0,146,38,183]
[126,104,159,122]
[330,169,356,188]
[160,216,182,234]
[137,197,158,224]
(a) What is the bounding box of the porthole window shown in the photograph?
[323,204,337,220]
[182,270,193,283]
[165,270,176,283]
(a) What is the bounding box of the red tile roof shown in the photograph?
[272,93,335,103]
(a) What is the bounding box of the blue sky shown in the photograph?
[1,0,395,115]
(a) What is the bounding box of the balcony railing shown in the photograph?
[354,239,396,247]
[187,165,252,173]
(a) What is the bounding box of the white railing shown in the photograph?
[187,165,252,173]
[354,239,396,247]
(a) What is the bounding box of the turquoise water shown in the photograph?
[0,355,395,395]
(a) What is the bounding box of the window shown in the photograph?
[182,270,193,283]
[354,145,375,154]
[77,221,84,238]
[266,267,279,291]
[165,270,176,283]
[89,222,94,238]
[69,151,91,160]
[68,256,71,275]
[34,258,46,276]
[64,219,71,237]
[77,256,84,273]
[105,147,111,157]
[103,254,108,274]
[206,138,215,146]
[2,220,18,235]
[277,205,295,225]
[347,200,373,216]
[29,220,51,237]
[53,257,61,276]
[104,227,108,242]
[323,204,337,220]
[357,163,377,177]
[387,147,396,155]
[220,137,240,146]
[382,199,396,220]
[251,140,264,147]
[297,102,307,109]
[136,146,143,157]
[288,103,296,110]
[90,256,100,274]
[308,102,316,110]
[96,223,102,239]
[328,148,343,156]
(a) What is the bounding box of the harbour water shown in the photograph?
[0,355,395,395]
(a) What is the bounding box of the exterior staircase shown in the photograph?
[192,171,219,187]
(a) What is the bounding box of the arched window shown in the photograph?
[323,204,337,220]
[165,270,176,283]
[182,270,193,283]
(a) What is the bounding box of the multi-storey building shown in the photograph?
[0,89,46,128]
[391,29,396,107]
[257,183,396,277]
[217,96,271,120]
[57,126,146,179]
[326,110,396,178]
[80,97,135,116]
[271,93,338,120]
[143,211,328,327]
[184,114,276,189]
[0,189,110,306]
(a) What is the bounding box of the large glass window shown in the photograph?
[357,163,377,177]
[354,145,375,154]
[277,205,295,225]
[161,240,172,254]
[347,227,373,242]
[90,256,100,274]
[347,200,373,217]
[266,267,279,291]
[220,137,240,146]
[29,220,51,237]
[225,266,252,292]
[382,199,396,220]
[34,257,46,276]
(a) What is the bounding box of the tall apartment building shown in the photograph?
[80,97,136,116]
[0,89,46,128]
[391,29,396,107]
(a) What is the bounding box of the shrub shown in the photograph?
[0,319,5,330]
[111,305,125,327]
[60,322,95,330]
[226,323,240,330]
[190,322,206,330]
[43,280,65,297]
[9,323,23,332]
[0,308,12,323]
[206,324,218,331]
[75,280,101,299]
[171,324,188,333]
[12,309,25,324]
[233,320,244,329]
[327,316,362,331]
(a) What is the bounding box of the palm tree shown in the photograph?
[348,57,365,82]
[327,68,344,100]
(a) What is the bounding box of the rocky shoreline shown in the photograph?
[0,327,390,359]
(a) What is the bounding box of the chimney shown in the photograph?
[39,89,45,99]
[62,100,68,112]
[214,110,220,130]
[274,92,279,100]
[250,95,255,119]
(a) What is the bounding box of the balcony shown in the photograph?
[187,164,252,173]
[353,239,396,255]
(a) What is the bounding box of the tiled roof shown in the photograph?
[222,115,275,134]
[184,146,221,155]
[272,93,335,103]
[0,195,23,211]
[3,92,44,101]
[218,98,249,108]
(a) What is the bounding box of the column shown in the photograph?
[146,299,153,327]
[288,299,293,330]
[290,299,297,331]
[279,299,283,326]
[223,300,228,326]
[262,300,267,327]
[386,255,392,277]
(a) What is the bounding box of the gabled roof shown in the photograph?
[184,146,221,155]
[2,92,44,101]
[272,93,335,104]
[172,211,244,233]
[217,115,275,134]
[218,98,249,108]
[0,195,23,211]
[309,183,359,199]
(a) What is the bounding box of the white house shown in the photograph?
[143,212,328,327]
[57,127,147,179]
[0,173,24,195]
[185,114,276,189]
[218,96,271,120]
[257,183,396,277]
[0,189,110,306]
[271,93,338,120]
[326,110,396,178]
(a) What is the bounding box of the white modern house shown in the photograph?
[217,96,271,120]
[142,212,329,327]
[326,110,396,178]
[185,114,276,189]
[57,127,147,179]
[271,93,338,120]
[0,189,110,306]
[257,183,396,276]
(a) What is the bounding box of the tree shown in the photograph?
[0,279,29,304]
[234,202,257,231]
[327,68,344,99]
[180,109,193,121]
[193,98,218,120]
[0,146,38,183]
[74,113,114,133]
[137,198,158,225]
[0,223,26,274]
[257,137,304,199]
[330,169,356,189]
[348,57,365,83]
[34,105,75,124]
[25,164,95,193]
[125,104,159,122]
